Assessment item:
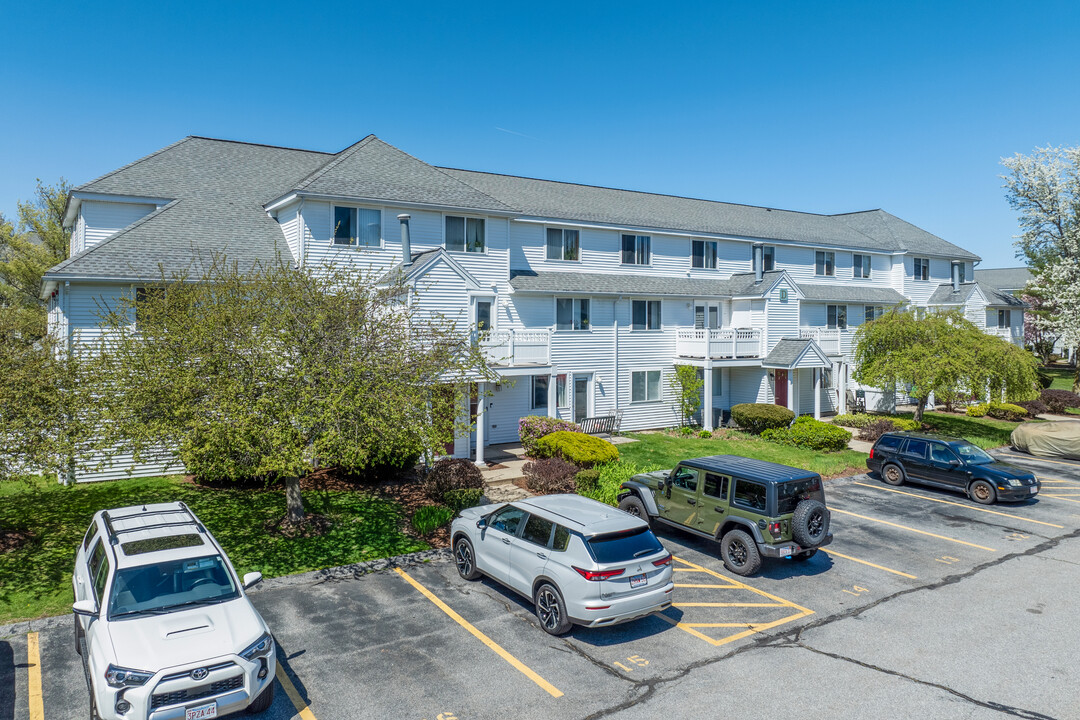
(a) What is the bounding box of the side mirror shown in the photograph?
[476,517,487,530]
[242,572,263,590]
[72,599,98,617]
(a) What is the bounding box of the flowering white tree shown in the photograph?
[1002,146,1080,389]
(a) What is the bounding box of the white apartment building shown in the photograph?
[43,136,1025,480]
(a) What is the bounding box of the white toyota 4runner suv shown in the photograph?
[72,502,276,719]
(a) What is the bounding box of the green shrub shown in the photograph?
[518,416,583,455]
[762,416,852,452]
[576,461,665,506]
[442,488,484,513]
[891,418,920,431]
[421,458,483,502]
[698,429,713,439]
[679,425,696,436]
[731,403,796,434]
[833,413,919,431]
[534,431,619,467]
[573,468,601,493]
[412,505,454,535]
[832,413,870,428]
[986,401,1028,422]
[966,404,988,418]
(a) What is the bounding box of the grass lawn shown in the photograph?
[1042,366,1077,391]
[0,476,426,625]
[616,430,868,478]
[894,411,1023,450]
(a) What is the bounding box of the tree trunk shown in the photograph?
[285,475,304,524]
[912,394,930,423]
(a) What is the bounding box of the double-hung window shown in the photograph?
[531,375,549,410]
[333,206,381,247]
[556,298,590,330]
[692,240,718,269]
[546,228,580,261]
[827,304,847,330]
[864,305,884,323]
[446,216,485,253]
[853,253,871,278]
[912,257,930,281]
[632,300,661,330]
[815,251,835,276]
[762,246,775,271]
[631,370,662,403]
[621,234,651,265]
[998,309,1011,328]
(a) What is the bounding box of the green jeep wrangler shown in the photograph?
[617,454,832,576]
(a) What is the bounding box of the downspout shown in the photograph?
[614,297,622,411]
[298,198,306,267]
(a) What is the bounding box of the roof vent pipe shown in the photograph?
[398,214,413,267]
[753,244,764,283]
[951,261,960,292]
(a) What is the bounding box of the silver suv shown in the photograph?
[450,494,674,635]
[72,502,275,719]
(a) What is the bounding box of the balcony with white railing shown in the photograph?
[476,329,551,366]
[799,328,841,355]
[675,328,764,360]
[986,326,1023,345]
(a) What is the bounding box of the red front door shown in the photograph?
[774,370,788,407]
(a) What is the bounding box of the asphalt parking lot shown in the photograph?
[3,449,1079,720]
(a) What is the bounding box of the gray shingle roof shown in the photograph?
[927,282,1026,308]
[376,248,443,285]
[973,267,1032,291]
[761,338,830,369]
[797,283,907,304]
[48,137,333,280]
[831,210,979,261]
[508,270,782,297]
[292,137,512,212]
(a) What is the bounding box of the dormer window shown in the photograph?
[446,216,485,253]
[692,240,718,269]
[333,206,381,247]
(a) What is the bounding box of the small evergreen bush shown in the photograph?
[573,468,601,493]
[442,488,485,513]
[985,401,1028,422]
[731,403,796,434]
[518,415,583,455]
[1040,389,1080,414]
[523,457,579,494]
[412,505,455,535]
[762,416,851,452]
[422,458,483,502]
[966,404,988,418]
[534,431,619,467]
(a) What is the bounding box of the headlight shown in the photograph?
[105,664,153,688]
[240,632,273,660]
[1006,478,1022,487]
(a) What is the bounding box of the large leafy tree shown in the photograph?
[1002,146,1080,388]
[87,255,492,526]
[852,307,1039,421]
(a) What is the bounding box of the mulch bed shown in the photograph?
[0,529,34,553]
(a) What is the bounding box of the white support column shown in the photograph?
[548,372,557,418]
[787,371,795,413]
[703,362,714,431]
[813,368,821,420]
[838,363,847,415]
[474,382,486,466]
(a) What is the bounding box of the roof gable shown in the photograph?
[381,248,482,292]
[762,338,832,369]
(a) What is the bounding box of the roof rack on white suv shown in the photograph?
[72,501,276,719]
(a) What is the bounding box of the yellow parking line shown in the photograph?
[1042,495,1080,504]
[851,482,1063,529]
[672,557,814,612]
[673,567,708,572]
[831,507,996,551]
[674,583,744,589]
[27,632,43,720]
[275,664,317,720]
[394,568,563,698]
[820,549,918,579]
[996,452,1080,468]
[673,602,787,608]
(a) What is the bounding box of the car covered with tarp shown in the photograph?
[1011,420,1080,461]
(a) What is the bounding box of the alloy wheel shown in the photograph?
[728,539,748,566]
[537,589,561,631]
[455,542,473,577]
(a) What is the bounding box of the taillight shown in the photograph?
[768,522,782,539]
[653,554,672,568]
[869,448,875,459]
[573,566,625,581]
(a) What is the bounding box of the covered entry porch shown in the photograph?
[762,338,835,420]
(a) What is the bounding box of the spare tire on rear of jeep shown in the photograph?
[791,499,830,547]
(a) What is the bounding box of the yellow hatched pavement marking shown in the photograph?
[831,508,996,551]
[997,452,1080,469]
[675,583,747,589]
[820,549,918,579]
[27,632,43,720]
[394,568,563,698]
[851,482,1063,528]
[661,556,813,647]
[275,663,318,720]
[1042,495,1080,504]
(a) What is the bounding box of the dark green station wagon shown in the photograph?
[617,455,833,576]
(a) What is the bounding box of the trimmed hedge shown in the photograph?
[762,416,852,452]
[442,488,485,513]
[833,413,919,431]
[573,468,601,493]
[986,402,1028,422]
[518,415,583,455]
[966,403,987,418]
[731,403,795,434]
[1041,389,1080,414]
[534,431,619,467]
[422,458,483,502]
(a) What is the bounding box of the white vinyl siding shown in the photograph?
[80,201,157,250]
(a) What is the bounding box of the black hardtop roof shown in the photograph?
[881,431,967,445]
[680,455,820,483]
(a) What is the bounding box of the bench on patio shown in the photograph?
[579,414,618,435]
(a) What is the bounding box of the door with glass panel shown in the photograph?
[573,376,591,423]
[694,303,721,329]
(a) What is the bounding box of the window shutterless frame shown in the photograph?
[445,214,487,253]
[545,227,580,261]
[912,257,930,281]
[621,234,651,265]
[632,299,661,330]
[691,239,718,269]
[332,205,382,248]
[815,251,835,276]
[630,369,662,403]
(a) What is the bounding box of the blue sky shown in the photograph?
[2,0,1078,268]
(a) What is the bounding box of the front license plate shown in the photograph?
[186,703,217,720]
[1030,487,1038,494]
[630,573,647,589]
